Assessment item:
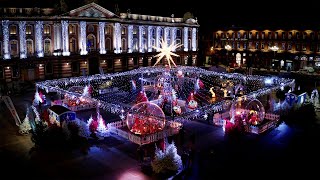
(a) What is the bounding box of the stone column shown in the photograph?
[192,27,197,51]
[147,26,153,52]
[183,27,188,52]
[127,25,133,53]
[2,20,10,59]
[35,21,44,57]
[113,23,121,54]
[99,22,106,54]
[19,21,26,59]
[61,20,70,56]
[54,22,62,52]
[139,25,144,53]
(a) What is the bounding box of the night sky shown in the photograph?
[1,0,320,30]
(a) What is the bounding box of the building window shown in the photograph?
[237,42,240,49]
[296,32,300,39]
[88,25,94,33]
[26,25,32,35]
[152,29,156,38]
[9,25,17,35]
[44,25,50,35]
[10,40,18,56]
[268,32,272,39]
[237,32,241,38]
[133,27,138,35]
[105,26,112,35]
[176,29,181,37]
[11,65,19,78]
[71,61,79,73]
[121,38,126,52]
[243,32,247,39]
[275,32,278,39]
[296,44,300,51]
[262,32,265,39]
[302,43,306,51]
[69,38,77,53]
[121,26,126,35]
[255,42,259,49]
[288,32,292,39]
[133,38,138,52]
[288,43,292,50]
[255,32,259,39]
[282,42,286,50]
[176,39,181,50]
[142,27,146,36]
[249,32,252,39]
[44,39,51,54]
[45,63,53,74]
[69,25,76,34]
[303,32,307,40]
[261,42,264,49]
[105,38,112,51]
[244,43,247,49]
[26,39,33,55]
[248,41,252,49]
[282,32,285,39]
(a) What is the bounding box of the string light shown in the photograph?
[36,66,295,121]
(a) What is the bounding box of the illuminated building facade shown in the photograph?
[0,3,199,83]
[210,26,320,71]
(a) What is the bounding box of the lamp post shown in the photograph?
[269,45,279,71]
[225,44,232,66]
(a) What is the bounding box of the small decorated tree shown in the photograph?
[19,114,32,135]
[96,114,108,138]
[151,140,182,175]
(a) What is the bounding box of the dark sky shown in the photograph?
[1,0,320,30]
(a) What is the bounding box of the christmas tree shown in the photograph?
[19,114,32,135]
[136,90,148,104]
[96,114,108,138]
[151,140,182,174]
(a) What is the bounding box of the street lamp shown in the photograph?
[269,45,279,70]
[225,44,232,66]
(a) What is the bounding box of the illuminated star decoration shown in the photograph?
[203,113,208,120]
[153,39,183,68]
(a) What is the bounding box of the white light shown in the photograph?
[152,39,183,68]
[35,21,44,57]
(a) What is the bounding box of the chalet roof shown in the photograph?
[48,105,72,115]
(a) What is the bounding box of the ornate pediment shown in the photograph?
[67,2,116,18]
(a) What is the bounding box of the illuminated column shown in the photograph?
[113,22,121,54]
[171,27,177,52]
[147,26,153,52]
[192,27,197,51]
[156,26,161,52]
[183,27,188,51]
[19,21,27,59]
[2,20,10,59]
[164,27,169,44]
[127,25,133,53]
[61,20,70,56]
[79,21,87,55]
[99,22,106,54]
[139,26,144,53]
[54,22,61,51]
[35,21,44,57]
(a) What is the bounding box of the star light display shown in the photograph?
[152,39,183,68]
[35,66,295,122]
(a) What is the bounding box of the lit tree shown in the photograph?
[96,114,108,138]
[19,114,32,135]
[151,140,182,174]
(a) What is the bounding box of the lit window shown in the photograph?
[105,26,112,35]
[9,25,17,35]
[44,25,50,35]
[26,25,32,35]
[121,27,126,35]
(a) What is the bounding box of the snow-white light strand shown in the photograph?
[35,21,44,57]
[2,20,10,59]
[19,21,27,59]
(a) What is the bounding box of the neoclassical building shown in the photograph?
[0,2,199,83]
[210,26,320,71]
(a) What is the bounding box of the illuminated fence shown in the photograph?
[107,119,182,145]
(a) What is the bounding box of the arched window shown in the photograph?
[10,40,18,56]
[105,38,112,51]
[121,26,126,35]
[87,34,96,51]
[152,38,156,51]
[152,28,156,38]
[121,38,126,52]
[88,25,94,33]
[69,38,77,53]
[26,39,33,55]
[143,38,147,52]
[176,29,181,37]
[176,39,182,50]
[44,39,51,54]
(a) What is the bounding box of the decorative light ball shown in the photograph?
[126,102,166,135]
